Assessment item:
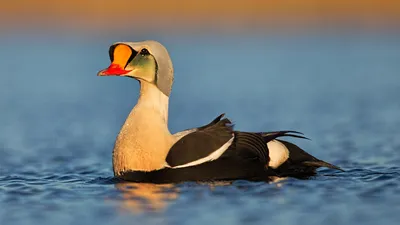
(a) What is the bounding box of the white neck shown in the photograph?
[136,81,170,123]
[112,81,174,175]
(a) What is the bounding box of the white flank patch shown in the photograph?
[170,136,234,169]
[267,140,290,169]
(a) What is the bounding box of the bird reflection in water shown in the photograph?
[115,182,178,213]
[114,179,287,213]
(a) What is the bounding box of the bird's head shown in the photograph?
[98,40,174,96]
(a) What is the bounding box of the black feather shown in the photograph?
[258,131,310,142]
[230,132,270,164]
[197,113,225,130]
[166,118,233,167]
[271,139,343,176]
[125,114,343,183]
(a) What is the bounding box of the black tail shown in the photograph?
[268,139,343,178]
[301,160,343,171]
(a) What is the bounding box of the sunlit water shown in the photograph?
[1,32,400,225]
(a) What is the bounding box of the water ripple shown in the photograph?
[2,34,400,225]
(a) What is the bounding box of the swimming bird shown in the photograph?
[97,40,342,183]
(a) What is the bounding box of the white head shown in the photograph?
[98,40,174,96]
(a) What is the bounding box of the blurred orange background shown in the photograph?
[1,0,400,33]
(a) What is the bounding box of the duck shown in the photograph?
[97,40,342,184]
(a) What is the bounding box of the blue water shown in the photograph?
[1,31,400,225]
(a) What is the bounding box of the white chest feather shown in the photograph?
[113,82,174,175]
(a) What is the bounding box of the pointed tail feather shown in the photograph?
[269,139,343,173]
[302,161,344,172]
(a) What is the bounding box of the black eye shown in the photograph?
[140,48,150,55]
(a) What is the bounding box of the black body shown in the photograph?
[117,114,342,183]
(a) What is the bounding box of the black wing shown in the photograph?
[167,114,342,176]
[167,114,287,168]
[166,118,234,167]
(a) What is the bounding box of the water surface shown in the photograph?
[1,32,400,225]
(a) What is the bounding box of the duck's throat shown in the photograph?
[136,81,170,123]
[113,82,173,175]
